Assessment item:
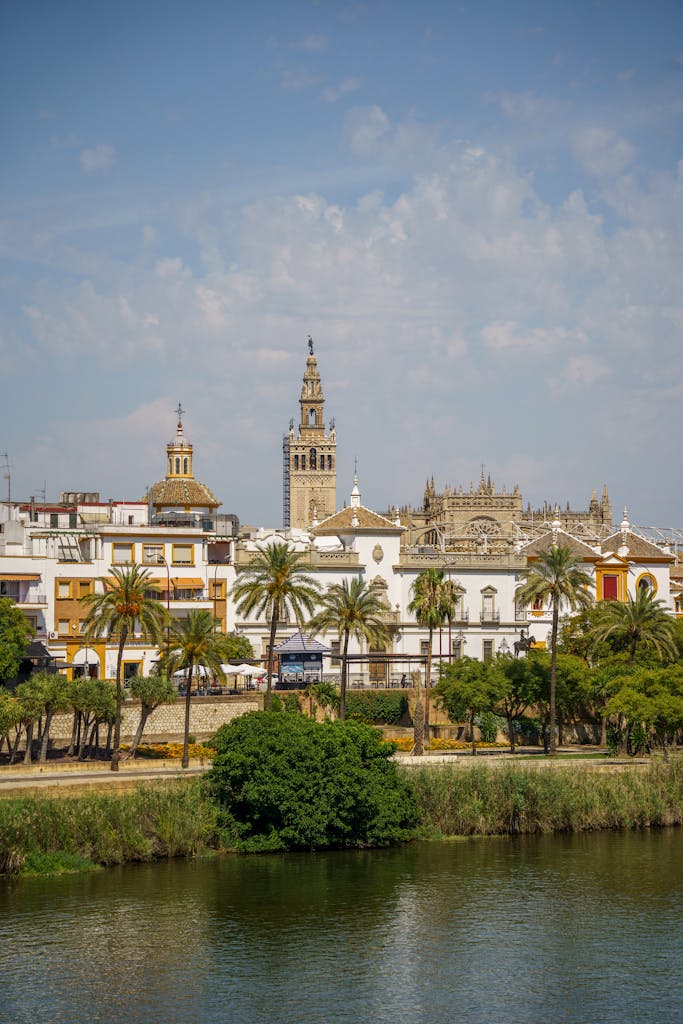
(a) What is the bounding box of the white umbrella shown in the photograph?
[172,664,212,679]
[225,663,261,676]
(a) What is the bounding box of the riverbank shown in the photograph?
[1,756,681,876]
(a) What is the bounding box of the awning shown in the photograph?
[79,512,110,524]
[0,573,41,581]
[171,577,205,588]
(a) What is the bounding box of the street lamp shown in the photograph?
[156,554,173,673]
[499,637,510,655]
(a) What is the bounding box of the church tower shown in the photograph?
[283,338,336,528]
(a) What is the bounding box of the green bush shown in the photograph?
[207,711,418,852]
[345,690,410,725]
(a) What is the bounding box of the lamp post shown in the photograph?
[157,554,172,673]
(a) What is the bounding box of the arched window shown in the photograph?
[183,457,189,474]
[309,408,316,425]
[175,457,180,474]
[327,454,333,470]
[309,448,317,470]
[294,455,299,470]
[301,456,306,470]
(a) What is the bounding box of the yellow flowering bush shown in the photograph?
[121,742,215,760]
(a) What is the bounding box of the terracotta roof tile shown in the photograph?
[522,530,600,561]
[601,530,673,562]
[313,505,403,534]
[144,478,220,509]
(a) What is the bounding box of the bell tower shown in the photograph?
[283,337,336,528]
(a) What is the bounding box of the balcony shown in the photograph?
[17,592,48,606]
[479,610,500,625]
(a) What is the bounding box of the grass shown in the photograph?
[2,756,682,877]
[407,759,683,837]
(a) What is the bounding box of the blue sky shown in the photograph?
[1,0,682,528]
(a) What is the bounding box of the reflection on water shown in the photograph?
[1,830,682,1024]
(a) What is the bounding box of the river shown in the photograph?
[1,829,681,1024]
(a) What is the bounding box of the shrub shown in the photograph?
[345,691,410,725]
[207,711,418,852]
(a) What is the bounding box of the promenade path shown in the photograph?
[0,746,649,797]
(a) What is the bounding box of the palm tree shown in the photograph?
[408,569,457,752]
[162,609,226,768]
[591,589,678,665]
[308,577,389,720]
[232,542,320,709]
[81,563,168,771]
[515,544,593,755]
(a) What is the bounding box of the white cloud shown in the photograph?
[80,143,116,174]
[281,69,320,91]
[571,126,636,178]
[322,77,361,102]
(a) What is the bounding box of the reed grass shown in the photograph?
[0,780,218,875]
[407,760,683,836]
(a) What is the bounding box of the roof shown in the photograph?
[522,530,600,561]
[144,478,220,509]
[601,530,674,562]
[313,505,402,535]
[274,630,331,654]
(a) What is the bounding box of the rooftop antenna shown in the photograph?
[1,452,10,505]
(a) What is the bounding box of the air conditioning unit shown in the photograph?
[48,631,58,639]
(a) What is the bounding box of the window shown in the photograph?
[310,448,317,470]
[58,619,70,635]
[420,640,430,657]
[69,513,77,528]
[78,581,91,598]
[294,455,299,470]
[331,640,341,664]
[603,574,618,601]
[57,581,71,599]
[172,544,193,566]
[143,544,164,566]
[112,543,134,565]
[327,455,333,470]
[483,640,494,661]
[301,456,306,470]
[452,639,463,659]
[50,513,59,528]
[183,457,189,474]
[637,573,656,596]
[175,457,180,474]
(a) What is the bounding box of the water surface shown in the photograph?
[1,829,681,1024]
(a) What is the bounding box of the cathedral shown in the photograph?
[282,340,614,550]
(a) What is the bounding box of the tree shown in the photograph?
[432,657,507,754]
[605,665,683,759]
[16,670,71,763]
[408,569,457,752]
[126,675,177,758]
[494,654,543,753]
[232,542,320,709]
[308,577,388,720]
[207,712,418,851]
[591,590,678,665]
[220,632,255,663]
[0,597,34,683]
[0,687,20,759]
[515,545,593,755]
[81,564,169,771]
[70,677,117,760]
[161,609,226,768]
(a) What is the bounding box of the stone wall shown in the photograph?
[48,694,263,744]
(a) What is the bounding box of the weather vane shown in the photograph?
[175,402,185,427]
[308,335,314,355]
